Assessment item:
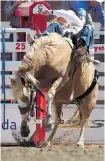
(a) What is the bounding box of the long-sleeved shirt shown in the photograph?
[62,1,105,28]
[4,0,20,28]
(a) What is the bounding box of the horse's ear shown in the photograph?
[27,34,35,45]
[9,77,16,85]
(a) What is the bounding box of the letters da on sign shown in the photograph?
[2,119,16,130]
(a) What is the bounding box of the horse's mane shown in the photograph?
[18,33,62,74]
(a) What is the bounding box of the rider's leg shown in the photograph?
[77,24,100,64]
[42,23,65,36]
[85,13,100,64]
[34,23,64,38]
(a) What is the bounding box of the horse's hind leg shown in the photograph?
[77,118,87,146]
[77,84,98,146]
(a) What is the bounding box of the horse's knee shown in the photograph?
[47,92,53,101]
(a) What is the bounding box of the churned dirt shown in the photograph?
[1,144,104,161]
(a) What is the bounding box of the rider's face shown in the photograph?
[89,0,98,6]
[57,17,68,25]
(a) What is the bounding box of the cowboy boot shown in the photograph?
[76,38,87,56]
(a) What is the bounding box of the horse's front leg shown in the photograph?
[20,120,30,137]
[41,102,63,147]
[18,106,31,137]
[44,77,63,131]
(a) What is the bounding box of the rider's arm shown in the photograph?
[93,2,105,29]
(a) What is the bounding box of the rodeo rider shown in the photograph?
[41,0,105,64]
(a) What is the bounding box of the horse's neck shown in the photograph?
[21,49,47,74]
[33,53,47,73]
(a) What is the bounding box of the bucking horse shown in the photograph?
[9,33,99,147]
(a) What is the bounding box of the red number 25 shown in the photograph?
[16,43,25,50]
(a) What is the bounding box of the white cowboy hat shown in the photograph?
[95,0,104,2]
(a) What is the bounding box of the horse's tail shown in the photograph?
[66,107,91,128]
[66,107,81,126]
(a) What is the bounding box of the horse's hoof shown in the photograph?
[20,125,30,137]
[21,130,30,137]
[44,123,53,132]
[40,141,51,148]
[77,141,84,147]
[60,119,65,124]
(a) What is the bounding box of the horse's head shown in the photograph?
[9,72,41,137]
[10,71,41,100]
[9,74,30,101]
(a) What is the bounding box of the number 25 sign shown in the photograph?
[15,43,26,50]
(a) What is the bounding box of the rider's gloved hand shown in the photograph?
[40,9,53,16]
[63,31,72,38]
[77,38,86,48]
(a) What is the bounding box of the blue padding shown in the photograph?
[1,28,6,123]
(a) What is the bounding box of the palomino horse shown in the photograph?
[10,33,99,146]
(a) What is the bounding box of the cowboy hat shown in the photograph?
[95,0,104,2]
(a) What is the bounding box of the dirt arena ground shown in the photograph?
[1,144,104,161]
